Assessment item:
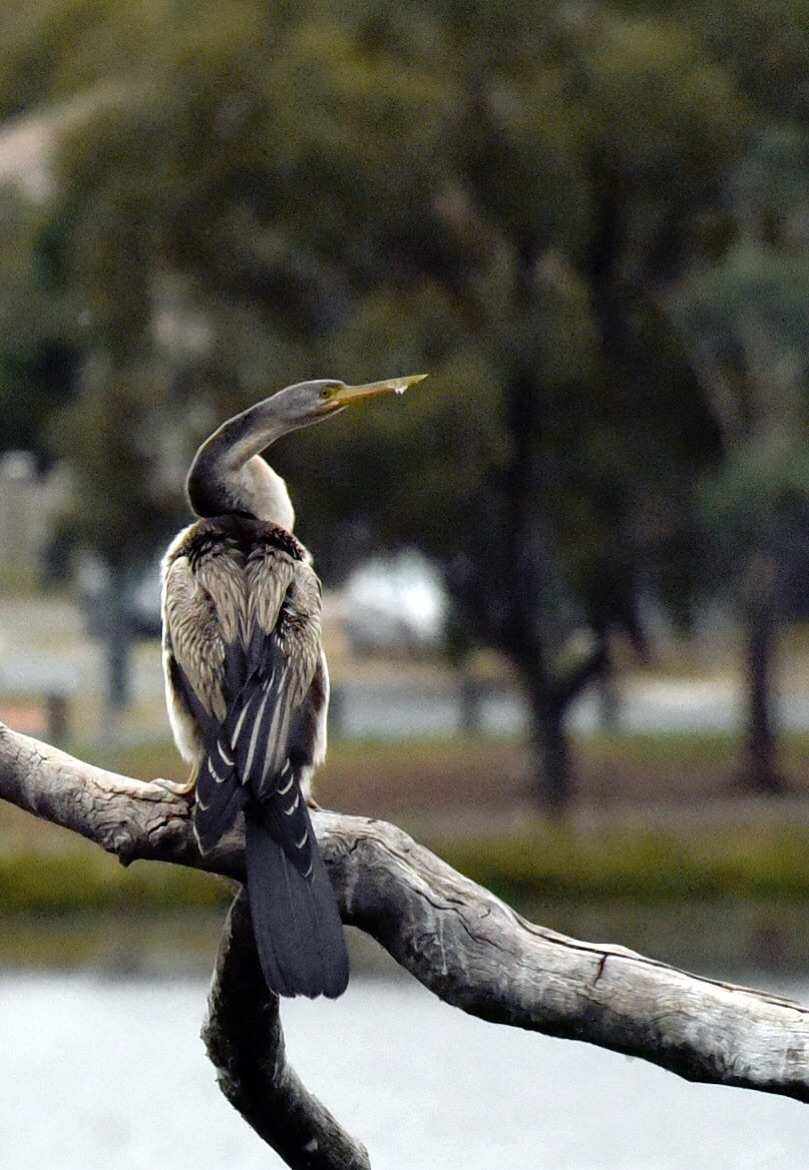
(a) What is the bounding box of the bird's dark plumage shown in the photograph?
[162,515,349,999]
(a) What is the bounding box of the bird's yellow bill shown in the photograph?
[332,373,428,404]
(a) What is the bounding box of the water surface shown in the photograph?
[2,969,807,1170]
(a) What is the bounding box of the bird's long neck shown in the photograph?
[186,400,295,529]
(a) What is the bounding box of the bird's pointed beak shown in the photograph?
[331,373,428,405]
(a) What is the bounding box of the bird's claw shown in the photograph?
[153,777,196,799]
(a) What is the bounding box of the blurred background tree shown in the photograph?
[0,187,79,466]
[669,128,809,793]
[0,0,806,809]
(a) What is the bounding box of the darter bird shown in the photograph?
[161,375,426,998]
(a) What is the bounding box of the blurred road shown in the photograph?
[335,676,809,738]
[1,594,808,742]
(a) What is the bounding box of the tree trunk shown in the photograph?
[524,673,572,816]
[742,552,785,794]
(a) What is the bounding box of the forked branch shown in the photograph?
[2,722,809,1170]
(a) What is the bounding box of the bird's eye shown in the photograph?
[320,386,334,400]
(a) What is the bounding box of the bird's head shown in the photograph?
[187,374,427,523]
[267,374,428,428]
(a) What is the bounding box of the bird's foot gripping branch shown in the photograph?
[2,721,809,1170]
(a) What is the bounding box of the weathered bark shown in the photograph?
[3,720,809,1169]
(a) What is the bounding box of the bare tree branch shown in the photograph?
[203,889,371,1170]
[3,719,809,1170]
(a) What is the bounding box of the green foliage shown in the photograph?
[0,846,229,913]
[0,0,106,117]
[51,372,181,563]
[440,823,809,902]
[671,237,809,571]
[0,189,78,460]
[696,0,809,123]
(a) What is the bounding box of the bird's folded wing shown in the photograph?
[288,648,330,773]
[214,548,323,875]
[194,737,245,852]
[162,554,232,722]
[164,535,323,873]
[162,546,238,838]
[239,545,323,787]
[225,630,321,878]
[228,637,297,793]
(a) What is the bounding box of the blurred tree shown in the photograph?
[590,7,809,788]
[0,0,755,806]
[696,0,809,126]
[51,367,183,714]
[0,188,79,466]
[670,153,809,792]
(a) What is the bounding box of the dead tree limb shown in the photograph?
[203,888,371,1170]
[2,721,809,1170]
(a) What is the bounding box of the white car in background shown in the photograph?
[341,550,447,654]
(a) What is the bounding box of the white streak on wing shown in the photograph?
[303,862,313,879]
[260,687,289,785]
[208,758,225,784]
[295,829,309,849]
[244,688,271,780]
[276,766,294,796]
[217,742,233,767]
[231,693,255,748]
[282,792,300,816]
[265,703,285,766]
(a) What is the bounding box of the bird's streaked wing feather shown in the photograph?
[162,555,228,724]
[289,648,330,773]
[225,637,316,878]
[164,524,323,881]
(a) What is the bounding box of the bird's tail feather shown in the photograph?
[244,810,349,999]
